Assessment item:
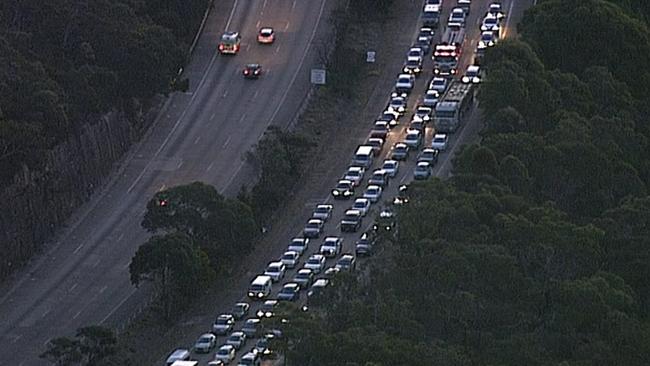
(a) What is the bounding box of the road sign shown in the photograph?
[311,69,326,85]
[366,51,376,63]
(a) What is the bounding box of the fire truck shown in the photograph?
[218,31,241,54]
[433,25,465,76]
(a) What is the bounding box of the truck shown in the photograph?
[433,25,465,76]
[434,80,474,133]
[218,31,241,54]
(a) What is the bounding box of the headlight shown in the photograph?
[414,67,421,72]
[258,293,264,298]
[248,292,255,297]
[473,77,481,84]
[332,190,340,196]
[462,77,470,83]
[344,191,352,196]
[488,41,495,46]
[265,312,273,317]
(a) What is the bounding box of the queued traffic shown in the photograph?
[164,1,505,365]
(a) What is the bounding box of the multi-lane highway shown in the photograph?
[159,0,537,364]
[0,1,334,365]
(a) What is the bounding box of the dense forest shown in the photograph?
[0,0,209,186]
[275,0,650,364]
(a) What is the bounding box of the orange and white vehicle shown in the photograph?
[257,27,275,44]
[219,31,241,54]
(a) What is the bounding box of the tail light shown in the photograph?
[219,44,224,51]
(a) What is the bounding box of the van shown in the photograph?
[248,275,272,299]
[352,146,374,168]
[165,349,190,366]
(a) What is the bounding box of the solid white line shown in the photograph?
[69,283,78,292]
[238,113,248,123]
[292,0,297,10]
[117,233,124,241]
[73,243,84,254]
[222,0,329,193]
[503,1,515,38]
[126,0,239,193]
[285,21,290,31]
[99,285,108,294]
[194,136,201,144]
[12,335,22,343]
[93,258,101,268]
[275,45,281,54]
[72,310,82,319]
[223,136,232,148]
[223,90,229,98]
[99,288,137,325]
[256,20,261,28]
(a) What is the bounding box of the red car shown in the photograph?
[257,27,275,43]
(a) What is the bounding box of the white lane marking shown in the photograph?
[99,285,108,294]
[246,44,251,51]
[117,233,124,241]
[43,338,51,346]
[211,112,216,120]
[263,0,268,9]
[99,288,137,325]
[223,136,232,148]
[503,1,516,38]
[222,0,329,193]
[223,90,229,98]
[206,161,215,172]
[238,113,248,123]
[275,45,281,54]
[72,310,82,319]
[177,160,184,168]
[126,0,239,194]
[285,21,290,31]
[256,20,261,28]
[12,335,22,343]
[292,0,296,10]
[253,90,259,98]
[41,309,50,318]
[69,283,78,292]
[93,258,101,268]
[123,261,131,270]
[73,243,84,254]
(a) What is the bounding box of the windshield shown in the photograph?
[251,284,264,291]
[434,55,456,63]
[437,110,456,118]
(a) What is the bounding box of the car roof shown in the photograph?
[260,27,273,32]
[307,218,323,224]
[417,161,431,167]
[313,278,330,286]
[298,268,312,274]
[467,65,480,72]
[316,203,333,208]
[367,185,381,190]
[345,209,361,215]
[338,179,352,185]
[434,133,447,138]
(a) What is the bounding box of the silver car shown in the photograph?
[287,237,309,255]
[194,333,216,353]
[226,331,247,350]
[304,254,326,274]
[312,204,333,220]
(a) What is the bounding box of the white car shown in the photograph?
[215,344,236,363]
[280,251,300,269]
[462,65,482,84]
[388,93,408,114]
[404,130,423,148]
[395,73,415,93]
[264,261,286,282]
[488,2,505,19]
[287,237,309,255]
[431,133,449,151]
[477,31,497,50]
[312,204,333,221]
[458,0,471,14]
[212,313,235,335]
[448,7,466,27]
[239,352,261,366]
[194,333,217,353]
[363,185,383,203]
[413,106,433,123]
[381,160,399,177]
[319,236,343,257]
[344,166,365,186]
[414,161,433,180]
[303,218,325,237]
[429,77,448,94]
[226,331,247,350]
[481,14,501,35]
[423,89,440,107]
[407,47,424,60]
[352,198,371,216]
[304,254,326,274]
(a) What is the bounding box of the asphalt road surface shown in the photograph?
[176,0,537,364]
[0,0,334,365]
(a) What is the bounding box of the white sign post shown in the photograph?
[366,51,376,63]
[311,69,326,85]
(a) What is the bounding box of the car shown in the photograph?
[488,2,505,19]
[208,359,225,366]
[280,251,300,269]
[413,106,433,123]
[303,218,325,237]
[323,266,340,278]
[458,0,471,14]
[340,209,362,233]
[448,7,466,27]
[293,268,315,287]
[264,261,286,282]
[287,237,309,255]
[242,64,262,79]
[227,331,247,350]
[312,204,333,221]
[355,232,376,256]
[419,26,435,40]
[214,344,236,364]
[414,161,433,180]
[407,47,424,60]
[462,65,482,84]
[418,148,440,165]
[257,27,275,43]
[238,352,261,366]
[320,236,343,256]
[277,283,301,301]
[481,14,501,35]
[423,89,440,107]
[415,36,431,54]
[343,166,365,187]
[431,133,449,151]
[219,31,241,54]
[408,119,426,134]
[212,313,235,335]
[368,169,390,188]
[307,278,331,298]
[429,77,448,94]
[241,318,263,338]
[231,302,250,320]
[393,184,409,205]
[304,254,326,274]
[363,185,383,203]
[390,142,410,161]
[382,160,399,178]
[195,333,217,353]
[387,95,408,115]
[404,130,423,148]
[374,208,397,232]
[331,180,355,199]
[256,300,278,318]
[477,31,497,50]
[366,137,384,155]
[395,73,415,93]
[335,254,356,272]
[166,349,191,365]
[378,110,399,127]
[370,120,390,139]
[403,57,423,75]
[352,198,371,216]
[254,334,275,356]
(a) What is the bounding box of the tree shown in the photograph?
[40,326,119,366]
[129,232,214,318]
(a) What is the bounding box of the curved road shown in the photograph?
[0,0,331,365]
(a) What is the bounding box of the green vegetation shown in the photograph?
[0,0,209,185]
[269,1,650,364]
[40,325,127,365]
